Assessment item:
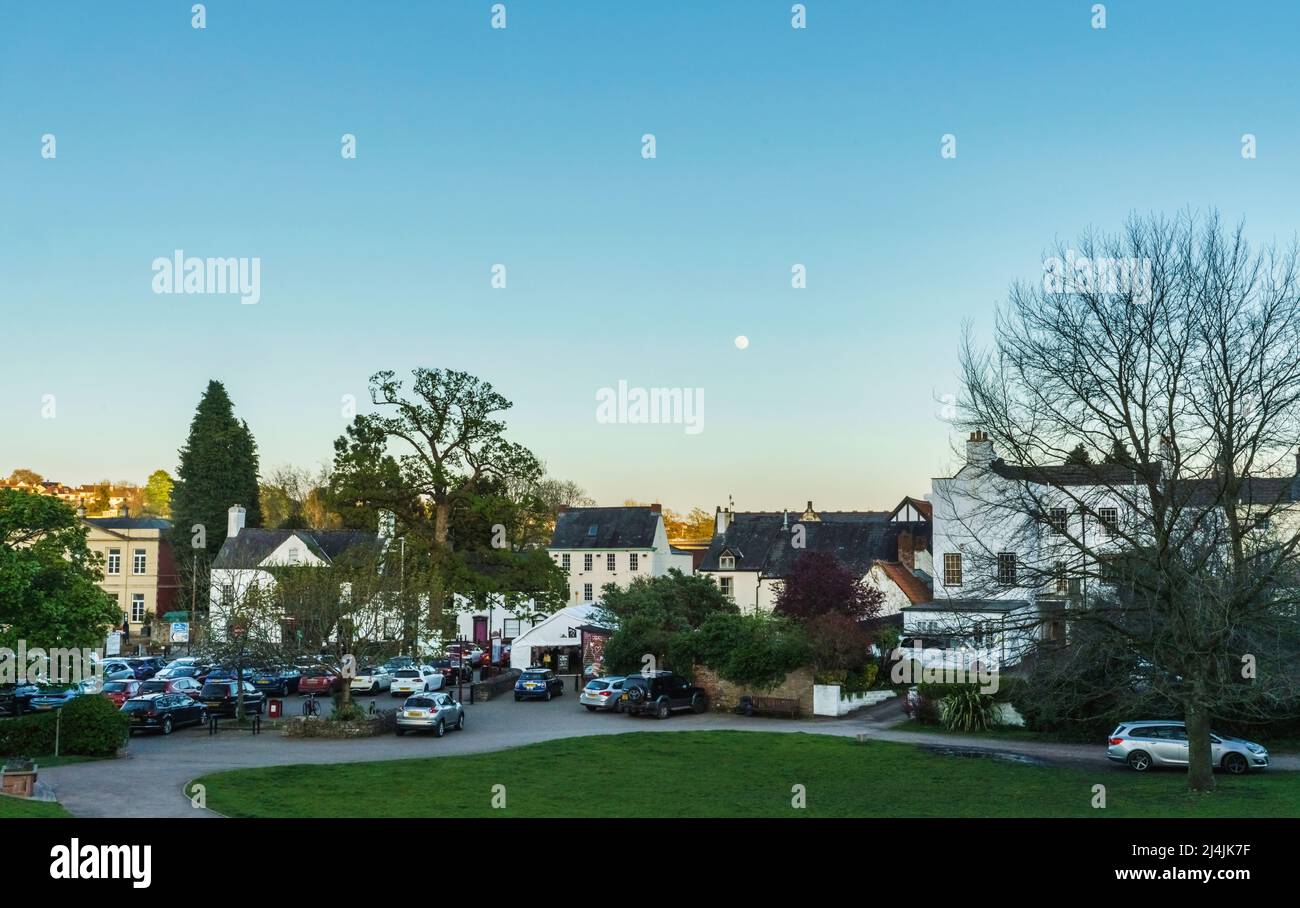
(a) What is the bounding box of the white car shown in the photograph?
[389,665,443,696]
[350,666,393,695]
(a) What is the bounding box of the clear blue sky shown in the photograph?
[2,1,1296,513]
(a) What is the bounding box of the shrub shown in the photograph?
[58,695,129,756]
[0,713,57,757]
[939,686,1000,732]
[330,700,370,723]
[693,612,810,690]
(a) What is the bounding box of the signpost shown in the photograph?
[171,621,190,644]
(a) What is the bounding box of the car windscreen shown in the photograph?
[103,682,133,692]
[431,659,452,668]
[140,681,167,693]
[406,697,434,708]
[622,676,649,690]
[585,680,608,691]
[394,670,420,678]
[303,667,333,677]
[200,683,234,698]
[121,700,155,712]
[521,672,547,680]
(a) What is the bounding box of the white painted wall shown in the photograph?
[549,515,690,604]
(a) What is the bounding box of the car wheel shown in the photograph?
[1222,752,1249,775]
[1127,750,1152,772]
[514,694,521,702]
[656,700,670,720]
[396,727,406,736]
[370,683,379,695]
[457,713,465,731]
[435,719,445,738]
[162,716,173,735]
[544,690,552,702]
[690,693,706,714]
[585,705,597,712]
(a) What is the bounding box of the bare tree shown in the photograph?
[949,211,1300,791]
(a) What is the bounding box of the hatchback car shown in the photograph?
[28,681,96,710]
[350,666,393,695]
[1107,720,1269,774]
[199,680,266,717]
[580,676,626,712]
[298,666,343,696]
[395,692,466,737]
[123,693,209,735]
[390,666,442,696]
[101,679,143,707]
[138,676,203,699]
[0,682,40,716]
[252,666,302,696]
[514,668,563,701]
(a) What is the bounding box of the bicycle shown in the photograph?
[302,692,320,717]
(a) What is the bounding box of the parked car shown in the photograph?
[447,644,485,666]
[0,682,40,716]
[28,681,97,711]
[123,693,209,735]
[206,665,255,682]
[390,666,443,696]
[579,675,627,712]
[298,666,343,696]
[101,679,143,707]
[350,666,393,695]
[431,658,470,687]
[620,671,707,718]
[94,660,137,683]
[381,656,415,674]
[514,668,564,702]
[252,667,302,696]
[124,657,164,680]
[1107,720,1269,774]
[199,680,266,717]
[395,691,466,737]
[138,677,203,699]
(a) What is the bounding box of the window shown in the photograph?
[583,553,593,571]
[1054,563,1068,595]
[131,593,145,623]
[606,553,616,571]
[587,524,598,537]
[943,553,963,587]
[1253,515,1270,532]
[583,583,593,602]
[561,553,571,572]
[629,553,639,571]
[1048,507,1067,535]
[1099,507,1118,537]
[503,618,521,638]
[997,553,1018,587]
[107,548,121,575]
[719,577,734,599]
[132,548,146,574]
[719,554,735,570]
[286,546,300,565]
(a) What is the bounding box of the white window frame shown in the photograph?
[943,553,962,587]
[132,548,147,574]
[606,553,616,572]
[719,554,735,570]
[561,553,571,572]
[997,552,1018,587]
[583,553,593,571]
[107,548,121,575]
[629,552,639,571]
[583,583,593,602]
[1099,507,1119,537]
[131,593,145,623]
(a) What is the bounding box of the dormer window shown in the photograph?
[287,546,301,565]
[719,554,736,570]
[587,525,598,537]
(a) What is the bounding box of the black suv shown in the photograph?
[620,671,707,718]
[199,680,266,717]
[123,693,209,735]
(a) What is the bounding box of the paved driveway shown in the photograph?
[39,693,1297,817]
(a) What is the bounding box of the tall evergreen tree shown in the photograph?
[1064,443,1092,466]
[170,381,263,560]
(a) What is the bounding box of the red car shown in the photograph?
[137,677,203,700]
[102,679,142,707]
[297,667,342,695]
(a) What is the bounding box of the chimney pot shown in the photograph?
[650,503,661,514]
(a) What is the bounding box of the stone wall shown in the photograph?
[692,664,814,716]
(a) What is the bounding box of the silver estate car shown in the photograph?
[580,675,626,712]
[395,691,465,738]
[1107,720,1269,774]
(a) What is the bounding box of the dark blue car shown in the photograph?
[514,668,564,702]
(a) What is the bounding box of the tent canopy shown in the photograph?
[509,605,610,669]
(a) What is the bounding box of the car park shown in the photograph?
[1106,720,1269,774]
[395,691,466,737]
[514,667,563,701]
[95,660,138,683]
[123,693,209,735]
[620,671,707,719]
[101,679,143,707]
[138,677,203,699]
[350,666,393,695]
[298,666,343,696]
[199,680,266,717]
[431,657,470,687]
[390,666,442,696]
[252,667,302,696]
[579,675,626,712]
[0,682,40,716]
[381,656,415,674]
[124,657,164,680]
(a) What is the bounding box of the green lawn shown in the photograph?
[191,731,1300,818]
[0,794,70,818]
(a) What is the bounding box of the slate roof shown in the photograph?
[84,517,173,531]
[989,459,1300,505]
[211,528,379,569]
[699,511,896,578]
[876,560,934,605]
[549,507,661,549]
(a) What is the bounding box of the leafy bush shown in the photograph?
[330,700,370,723]
[692,612,810,690]
[939,686,1000,732]
[0,713,58,757]
[805,613,872,676]
[58,694,129,756]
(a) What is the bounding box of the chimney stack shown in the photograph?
[966,430,995,467]
[715,505,733,535]
[75,500,87,519]
[227,504,246,539]
[649,503,661,514]
[556,504,569,513]
[898,529,915,570]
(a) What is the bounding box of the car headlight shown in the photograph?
[1246,743,1265,754]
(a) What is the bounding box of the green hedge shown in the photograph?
[0,696,128,758]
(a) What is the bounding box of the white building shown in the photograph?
[547,505,693,605]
